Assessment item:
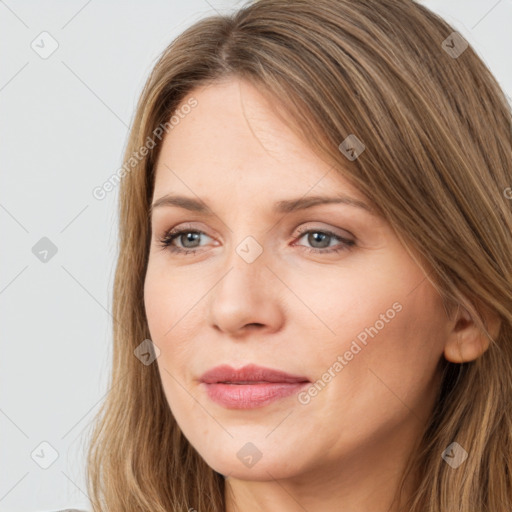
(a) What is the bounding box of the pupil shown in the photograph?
[183,232,199,248]
[310,232,329,248]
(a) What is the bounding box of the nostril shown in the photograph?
[245,323,264,329]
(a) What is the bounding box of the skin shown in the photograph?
[143,77,491,512]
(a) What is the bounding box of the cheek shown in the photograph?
[144,260,191,337]
[144,267,200,420]
[290,253,446,392]
[144,265,169,340]
[287,274,446,452]
[323,275,446,419]
[281,263,403,358]
[143,262,204,369]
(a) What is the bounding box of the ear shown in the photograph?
[443,302,501,363]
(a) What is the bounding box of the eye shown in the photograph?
[157,223,212,255]
[293,226,355,255]
[156,224,356,256]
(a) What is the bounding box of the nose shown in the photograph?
[207,243,286,338]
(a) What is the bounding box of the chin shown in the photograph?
[198,444,305,482]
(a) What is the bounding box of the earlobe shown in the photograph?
[443,330,489,363]
[443,303,501,363]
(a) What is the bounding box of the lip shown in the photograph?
[200,363,310,384]
[199,364,310,409]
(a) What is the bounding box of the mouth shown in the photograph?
[199,364,310,409]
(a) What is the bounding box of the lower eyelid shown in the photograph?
[159,228,354,255]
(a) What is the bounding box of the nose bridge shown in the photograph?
[219,206,270,269]
[218,206,288,289]
[233,231,266,266]
[221,232,268,296]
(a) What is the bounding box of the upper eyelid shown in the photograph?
[160,222,355,242]
[295,224,354,238]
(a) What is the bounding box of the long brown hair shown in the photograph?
[85,1,512,510]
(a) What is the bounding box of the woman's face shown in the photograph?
[144,77,452,484]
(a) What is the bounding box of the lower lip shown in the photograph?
[202,382,310,409]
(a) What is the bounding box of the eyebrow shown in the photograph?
[150,193,377,217]
[149,193,377,217]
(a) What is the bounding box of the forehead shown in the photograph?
[152,77,367,209]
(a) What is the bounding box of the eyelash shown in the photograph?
[156,224,356,256]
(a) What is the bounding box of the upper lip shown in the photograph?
[200,363,310,384]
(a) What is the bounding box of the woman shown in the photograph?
[85,0,512,511]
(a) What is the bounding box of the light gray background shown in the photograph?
[1,1,510,511]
